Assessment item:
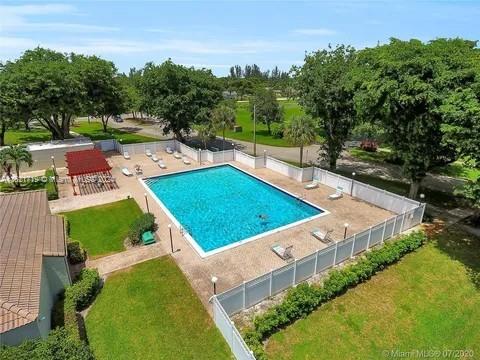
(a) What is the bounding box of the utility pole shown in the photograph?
[253,104,257,157]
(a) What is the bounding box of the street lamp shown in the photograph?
[351,172,356,195]
[168,224,174,253]
[343,223,349,239]
[264,149,267,165]
[144,193,150,213]
[419,193,425,201]
[211,276,218,295]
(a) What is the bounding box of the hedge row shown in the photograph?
[44,168,58,200]
[243,231,426,359]
[67,241,87,264]
[64,268,101,340]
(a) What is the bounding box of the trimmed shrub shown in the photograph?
[67,241,87,264]
[128,213,157,245]
[244,231,426,359]
[0,328,94,360]
[270,122,285,138]
[63,268,101,341]
[44,168,58,200]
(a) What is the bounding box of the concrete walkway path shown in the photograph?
[86,242,166,276]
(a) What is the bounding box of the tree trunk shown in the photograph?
[299,145,303,168]
[15,164,20,188]
[133,111,136,119]
[24,117,30,131]
[102,116,108,133]
[267,122,271,135]
[0,122,5,146]
[329,155,337,170]
[222,128,226,150]
[409,180,421,199]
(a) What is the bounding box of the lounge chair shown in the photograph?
[182,156,191,165]
[158,160,166,169]
[145,149,152,157]
[165,146,174,154]
[311,228,333,243]
[304,180,319,190]
[121,167,133,176]
[123,151,130,160]
[151,154,159,162]
[271,244,294,261]
[173,151,182,159]
[328,186,344,200]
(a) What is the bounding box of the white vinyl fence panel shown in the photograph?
[178,142,199,161]
[118,140,176,156]
[217,203,425,317]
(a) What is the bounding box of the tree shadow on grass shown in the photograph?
[433,224,480,289]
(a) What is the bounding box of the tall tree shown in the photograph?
[0,68,18,146]
[212,103,236,146]
[295,44,356,170]
[355,38,479,198]
[250,88,283,134]
[140,60,221,141]
[77,55,127,132]
[194,123,215,150]
[284,115,317,167]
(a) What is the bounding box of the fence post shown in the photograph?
[420,203,426,224]
[242,281,246,309]
[350,234,356,258]
[230,321,235,346]
[292,259,297,285]
[381,219,387,244]
[391,216,397,238]
[333,241,338,265]
[366,226,372,249]
[400,212,406,232]
[269,269,273,296]
[314,249,319,273]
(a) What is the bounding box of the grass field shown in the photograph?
[85,257,231,360]
[62,199,143,258]
[266,228,480,359]
[4,121,159,145]
[222,100,308,147]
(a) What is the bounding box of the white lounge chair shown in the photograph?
[158,160,167,169]
[311,228,333,243]
[182,156,191,165]
[304,180,319,190]
[151,154,159,162]
[328,186,344,200]
[123,151,130,160]
[145,149,152,157]
[121,167,133,177]
[271,244,294,261]
[165,146,174,154]
[173,151,182,159]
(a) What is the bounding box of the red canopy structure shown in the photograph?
[65,149,115,195]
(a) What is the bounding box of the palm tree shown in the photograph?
[194,123,215,150]
[212,104,236,149]
[284,115,317,167]
[3,145,33,187]
[0,148,13,180]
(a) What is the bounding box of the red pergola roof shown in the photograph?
[66,149,112,177]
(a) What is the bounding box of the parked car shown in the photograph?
[113,115,123,123]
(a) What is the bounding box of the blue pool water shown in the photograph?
[144,165,323,254]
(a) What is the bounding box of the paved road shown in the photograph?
[106,117,463,193]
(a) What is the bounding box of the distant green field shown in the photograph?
[222,100,311,147]
[4,121,159,145]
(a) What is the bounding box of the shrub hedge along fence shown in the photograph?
[243,231,427,359]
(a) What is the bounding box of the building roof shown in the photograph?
[0,190,66,334]
[65,149,112,177]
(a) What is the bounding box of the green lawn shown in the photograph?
[4,122,159,145]
[266,228,480,359]
[62,199,143,258]
[223,100,311,147]
[72,121,160,144]
[432,160,480,181]
[348,147,392,164]
[85,257,231,360]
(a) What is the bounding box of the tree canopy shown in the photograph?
[295,44,356,170]
[250,88,283,134]
[140,60,222,140]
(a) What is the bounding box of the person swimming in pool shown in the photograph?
[258,214,269,221]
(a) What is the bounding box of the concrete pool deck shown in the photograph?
[52,151,394,310]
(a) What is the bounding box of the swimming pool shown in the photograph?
[142,164,327,257]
